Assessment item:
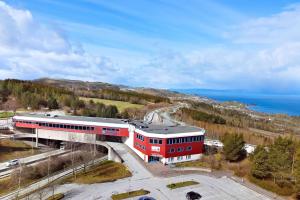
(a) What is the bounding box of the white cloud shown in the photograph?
[0,1,119,82]
[224,3,300,45]
[1,1,300,93]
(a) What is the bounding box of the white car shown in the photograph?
[6,159,20,167]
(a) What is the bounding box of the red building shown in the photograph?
[13,113,205,164]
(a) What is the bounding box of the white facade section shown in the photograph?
[124,125,147,162]
[162,153,202,165]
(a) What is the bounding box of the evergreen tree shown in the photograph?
[47,97,59,109]
[251,146,271,179]
[294,146,300,199]
[268,137,295,183]
[222,133,246,162]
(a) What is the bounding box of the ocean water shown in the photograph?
[174,89,300,116]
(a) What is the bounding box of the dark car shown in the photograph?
[186,191,202,200]
[138,196,156,200]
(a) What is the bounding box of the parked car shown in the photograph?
[6,159,19,167]
[138,196,156,200]
[186,191,202,200]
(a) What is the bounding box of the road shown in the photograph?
[0,149,70,178]
[144,103,188,126]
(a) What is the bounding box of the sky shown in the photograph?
[1,0,300,93]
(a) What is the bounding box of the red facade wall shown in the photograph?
[15,121,129,137]
[165,141,204,158]
[133,132,204,158]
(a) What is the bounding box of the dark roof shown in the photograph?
[16,113,129,124]
[15,113,204,134]
[130,120,204,134]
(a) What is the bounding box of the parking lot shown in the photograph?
[53,174,273,200]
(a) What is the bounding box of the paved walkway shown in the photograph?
[106,142,152,180]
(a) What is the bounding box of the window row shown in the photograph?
[135,142,146,150]
[166,136,204,145]
[16,120,95,131]
[167,155,191,162]
[136,133,144,141]
[149,138,162,144]
[102,127,119,134]
[168,146,192,153]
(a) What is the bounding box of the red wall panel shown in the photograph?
[15,121,129,137]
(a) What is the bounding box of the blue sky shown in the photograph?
[1,0,300,93]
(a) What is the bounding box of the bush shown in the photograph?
[248,175,295,196]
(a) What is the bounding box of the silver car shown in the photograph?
[6,159,20,167]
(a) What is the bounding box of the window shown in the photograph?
[168,148,175,153]
[177,156,183,161]
[186,146,192,151]
[177,147,183,152]
[168,157,174,162]
[186,155,191,159]
[150,138,162,144]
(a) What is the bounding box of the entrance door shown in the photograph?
[149,156,160,163]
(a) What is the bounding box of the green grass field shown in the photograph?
[167,181,199,189]
[0,112,14,118]
[111,189,150,200]
[0,139,39,162]
[65,160,132,184]
[80,97,144,112]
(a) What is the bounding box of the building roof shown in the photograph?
[14,113,205,135]
[15,113,129,125]
[130,120,204,135]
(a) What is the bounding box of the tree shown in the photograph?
[294,146,300,199]
[251,146,271,179]
[47,97,59,110]
[222,133,246,162]
[268,137,295,184]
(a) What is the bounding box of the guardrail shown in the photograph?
[0,156,108,200]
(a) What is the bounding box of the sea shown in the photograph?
[173,89,300,117]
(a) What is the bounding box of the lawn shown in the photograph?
[80,97,144,112]
[175,160,211,168]
[111,189,150,200]
[0,111,14,118]
[0,139,39,162]
[167,181,199,189]
[65,160,132,184]
[46,193,65,200]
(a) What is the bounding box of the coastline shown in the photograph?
[173,89,300,117]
